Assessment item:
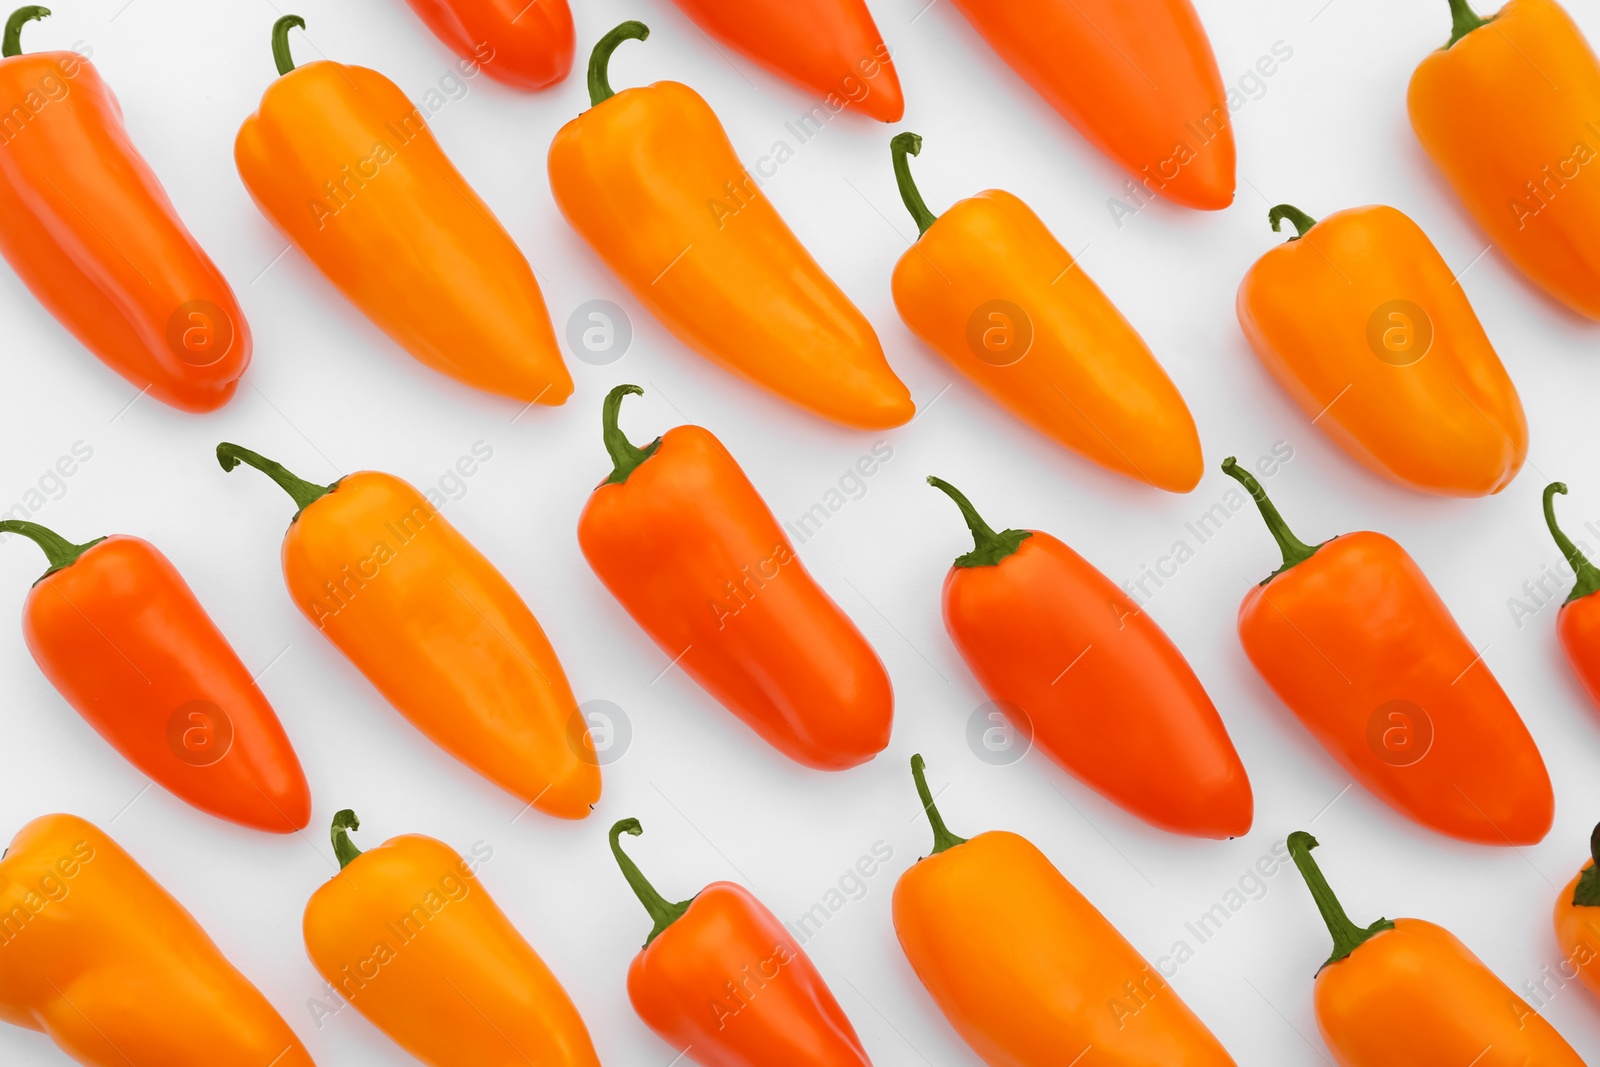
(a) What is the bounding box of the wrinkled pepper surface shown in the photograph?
[1553,821,1600,1003]
[403,0,574,90]
[304,811,599,1065]
[609,818,869,1065]
[893,755,1237,1066]
[549,23,912,429]
[236,15,571,404]
[0,519,309,832]
[0,6,250,411]
[892,134,1203,492]
[577,386,892,769]
[1289,831,1583,1065]
[217,442,599,818]
[0,813,313,1066]
[1237,203,1526,496]
[1541,482,1600,712]
[1226,459,1553,844]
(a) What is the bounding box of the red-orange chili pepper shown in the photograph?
[1226,458,1553,845]
[1541,482,1600,713]
[0,519,309,833]
[608,818,869,1065]
[576,386,893,770]
[402,0,574,90]
[1553,821,1600,1005]
[0,6,250,411]
[928,476,1252,838]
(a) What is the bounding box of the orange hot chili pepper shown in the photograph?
[402,0,574,91]
[303,810,600,1065]
[0,519,309,833]
[891,135,1203,493]
[548,23,913,430]
[1237,203,1527,497]
[608,818,870,1065]
[1288,831,1584,1065]
[216,442,599,819]
[1554,822,1600,1003]
[1410,0,1600,319]
[1225,458,1554,845]
[576,386,893,770]
[893,755,1237,1066]
[0,7,250,412]
[235,15,571,405]
[665,0,902,121]
[947,0,1233,210]
[927,477,1251,838]
[0,813,314,1066]
[1541,483,1600,712]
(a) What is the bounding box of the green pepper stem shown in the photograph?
[608,819,692,946]
[271,14,304,76]
[588,21,648,107]
[1268,204,1317,240]
[1544,483,1600,604]
[926,476,1030,568]
[1222,457,1321,582]
[1286,832,1394,972]
[1576,823,1600,907]
[910,754,967,856]
[0,519,103,582]
[600,385,662,486]
[331,809,363,870]
[891,133,939,237]
[1446,0,1490,47]
[216,442,332,516]
[2,5,47,57]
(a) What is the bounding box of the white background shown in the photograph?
[2,0,1600,1062]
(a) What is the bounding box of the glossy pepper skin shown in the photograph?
[549,24,913,429]
[1553,822,1600,1002]
[666,0,901,121]
[0,520,310,832]
[948,0,1232,210]
[1237,204,1526,496]
[893,756,1236,1066]
[0,7,250,411]
[0,813,314,1066]
[403,0,574,90]
[1288,832,1583,1065]
[577,387,892,769]
[216,443,599,818]
[1541,483,1600,711]
[1225,459,1553,844]
[304,811,599,1066]
[609,818,870,1065]
[927,478,1250,837]
[1410,0,1600,319]
[235,16,571,405]
[891,135,1202,492]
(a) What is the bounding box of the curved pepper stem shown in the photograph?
[588,21,648,107]
[2,5,46,57]
[1222,457,1321,583]
[1445,0,1490,48]
[927,476,1030,568]
[0,519,104,582]
[910,754,967,856]
[1574,822,1600,907]
[1286,831,1394,972]
[1543,483,1600,604]
[609,818,693,947]
[891,133,939,237]
[1268,204,1317,240]
[330,809,363,870]
[271,14,304,76]
[600,385,662,486]
[216,442,332,517]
